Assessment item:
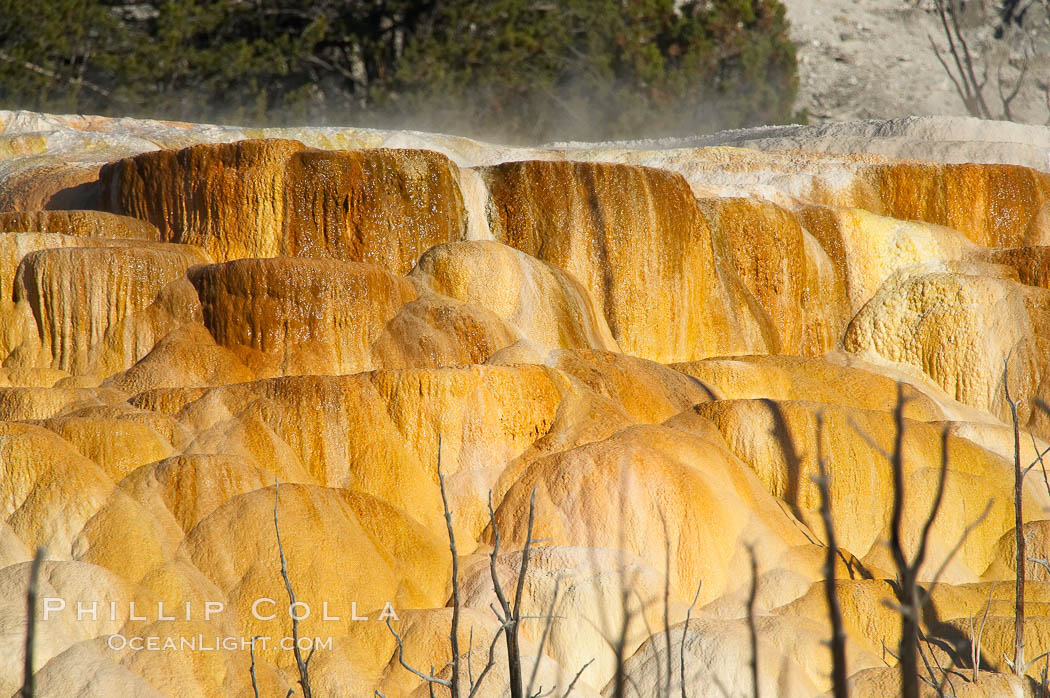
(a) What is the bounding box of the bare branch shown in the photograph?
[560,659,593,698]
[437,435,461,697]
[386,617,452,688]
[948,0,994,117]
[884,382,921,698]
[998,48,1030,120]
[0,50,122,103]
[814,411,850,698]
[488,492,512,624]
[273,480,313,698]
[527,576,563,697]
[467,626,475,691]
[970,583,996,682]
[466,624,507,698]
[1005,359,1026,676]
[681,582,701,698]
[21,546,46,698]
[928,33,972,112]
[747,545,760,698]
[912,428,951,577]
[487,487,538,698]
[249,636,262,698]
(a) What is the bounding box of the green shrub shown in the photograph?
[0,0,800,141]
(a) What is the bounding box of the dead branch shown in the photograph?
[21,546,46,698]
[0,50,122,104]
[851,384,954,698]
[526,575,563,696]
[560,659,593,698]
[813,411,850,698]
[681,582,701,698]
[273,480,314,698]
[466,624,506,698]
[487,487,538,698]
[969,583,997,682]
[1005,361,1026,677]
[250,636,262,698]
[437,436,462,697]
[928,0,1045,121]
[886,383,922,698]
[746,545,760,698]
[387,617,453,688]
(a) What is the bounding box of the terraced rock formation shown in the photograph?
[3,111,1050,696]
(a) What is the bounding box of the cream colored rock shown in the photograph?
[489,423,809,605]
[694,399,1035,577]
[843,263,1044,423]
[179,484,449,666]
[615,614,881,698]
[0,386,126,421]
[101,324,254,393]
[456,546,684,689]
[410,241,619,355]
[0,560,135,696]
[841,667,1033,698]
[6,112,1050,696]
[33,643,166,698]
[173,366,564,543]
[796,204,977,312]
[546,349,716,425]
[673,355,943,420]
[376,606,602,697]
[0,422,115,555]
[371,291,521,369]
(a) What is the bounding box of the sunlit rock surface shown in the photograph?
[4,110,1050,696]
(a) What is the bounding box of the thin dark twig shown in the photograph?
[274,481,313,698]
[970,583,996,682]
[21,546,46,698]
[560,659,593,698]
[1005,360,1026,676]
[681,582,701,698]
[487,487,538,698]
[527,576,563,696]
[467,626,475,691]
[747,545,760,698]
[467,624,507,698]
[661,514,673,697]
[437,435,461,697]
[929,33,971,111]
[249,636,262,698]
[386,617,452,688]
[814,411,849,698]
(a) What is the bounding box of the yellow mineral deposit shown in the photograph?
[5,112,1050,697]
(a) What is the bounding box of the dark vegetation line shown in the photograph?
[0,0,801,143]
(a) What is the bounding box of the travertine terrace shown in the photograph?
[3,110,1050,696]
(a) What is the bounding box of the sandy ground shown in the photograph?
[781,0,1050,124]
